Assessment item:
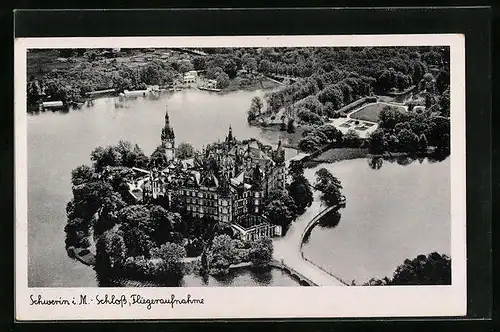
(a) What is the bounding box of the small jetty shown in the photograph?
[69,247,96,266]
[198,86,222,93]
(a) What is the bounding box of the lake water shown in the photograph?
[302,157,451,285]
[27,88,450,288]
[104,267,301,287]
[27,88,298,287]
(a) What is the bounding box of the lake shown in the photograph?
[301,156,451,285]
[27,88,298,287]
[27,88,450,288]
[103,267,301,287]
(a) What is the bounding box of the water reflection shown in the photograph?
[318,208,342,228]
[368,157,383,170]
[302,157,450,284]
[368,152,450,170]
[28,89,296,287]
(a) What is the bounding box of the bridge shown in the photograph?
[272,191,349,286]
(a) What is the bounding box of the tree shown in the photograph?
[193,57,206,71]
[298,135,321,152]
[288,160,304,181]
[222,57,238,78]
[209,234,237,274]
[116,140,149,168]
[150,242,186,278]
[386,134,400,152]
[315,168,343,206]
[71,165,95,186]
[90,146,122,172]
[118,205,154,258]
[71,181,115,220]
[379,105,409,130]
[317,124,343,143]
[140,63,163,85]
[94,192,126,235]
[366,129,387,154]
[176,142,195,160]
[248,237,273,268]
[64,216,91,249]
[216,71,230,89]
[391,252,451,285]
[177,59,194,74]
[96,229,127,269]
[297,109,323,126]
[439,88,450,117]
[243,55,258,73]
[436,69,450,94]
[250,96,264,115]
[149,205,175,245]
[264,190,297,229]
[426,116,450,153]
[317,85,344,109]
[343,129,361,148]
[247,107,259,123]
[287,118,295,133]
[259,59,272,74]
[205,66,223,80]
[287,173,313,213]
[396,128,419,153]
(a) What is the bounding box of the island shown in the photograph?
[49,46,452,287]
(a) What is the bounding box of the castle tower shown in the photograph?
[161,107,175,162]
[226,125,233,144]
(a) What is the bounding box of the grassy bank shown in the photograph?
[304,148,369,167]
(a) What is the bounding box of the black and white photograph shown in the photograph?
[15,34,466,320]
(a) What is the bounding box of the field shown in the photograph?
[308,148,369,164]
[349,103,406,122]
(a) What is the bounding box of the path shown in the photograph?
[272,190,346,286]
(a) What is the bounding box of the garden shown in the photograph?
[349,103,406,122]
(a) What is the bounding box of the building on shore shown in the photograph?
[183,70,198,84]
[40,100,65,111]
[205,79,218,89]
[128,107,285,240]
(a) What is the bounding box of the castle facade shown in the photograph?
[128,107,286,241]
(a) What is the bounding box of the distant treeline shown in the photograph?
[257,46,450,124]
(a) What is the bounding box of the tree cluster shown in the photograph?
[314,168,344,206]
[207,235,273,275]
[366,105,450,155]
[298,124,344,152]
[286,161,314,214]
[363,252,451,286]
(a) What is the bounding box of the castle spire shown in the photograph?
[164,107,170,125]
[226,124,233,143]
[161,106,175,140]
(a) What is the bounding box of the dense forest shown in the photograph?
[27,46,449,116]
[256,46,450,122]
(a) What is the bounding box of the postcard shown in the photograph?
[15,34,466,320]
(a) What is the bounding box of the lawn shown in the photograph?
[311,147,369,163]
[350,103,405,122]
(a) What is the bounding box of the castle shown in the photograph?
[128,107,286,241]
